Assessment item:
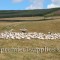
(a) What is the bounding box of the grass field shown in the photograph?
[0,18,60,60]
[0,16,44,20]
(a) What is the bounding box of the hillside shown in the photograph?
[0,8,60,60]
[0,8,60,18]
[45,8,60,16]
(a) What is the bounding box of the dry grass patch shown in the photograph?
[0,19,60,60]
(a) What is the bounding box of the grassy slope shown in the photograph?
[0,19,60,32]
[0,8,60,60]
[0,19,60,60]
[45,10,60,16]
[0,8,60,18]
[0,16,44,20]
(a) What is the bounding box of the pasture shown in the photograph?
[0,18,60,60]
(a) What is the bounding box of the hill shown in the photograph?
[0,8,60,60]
[0,8,60,18]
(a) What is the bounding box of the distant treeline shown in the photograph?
[0,8,60,18]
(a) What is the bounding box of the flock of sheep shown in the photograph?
[0,30,60,40]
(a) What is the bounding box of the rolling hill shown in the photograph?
[0,8,60,60]
[0,8,60,18]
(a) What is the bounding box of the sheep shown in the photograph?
[0,31,60,40]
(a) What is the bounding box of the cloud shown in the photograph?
[26,0,44,10]
[47,0,60,8]
[12,0,23,3]
[47,4,60,8]
[12,0,44,9]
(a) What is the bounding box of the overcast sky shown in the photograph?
[0,0,60,10]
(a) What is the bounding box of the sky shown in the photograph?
[0,0,60,10]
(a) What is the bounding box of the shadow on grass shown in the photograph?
[0,18,55,22]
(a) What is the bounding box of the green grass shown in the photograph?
[0,8,60,18]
